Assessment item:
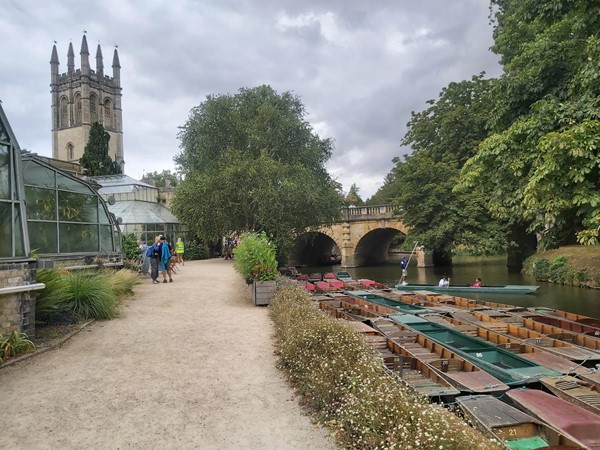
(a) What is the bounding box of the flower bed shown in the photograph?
[270,285,499,449]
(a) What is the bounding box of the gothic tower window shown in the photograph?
[66,143,74,161]
[104,99,112,128]
[74,93,82,124]
[90,93,98,123]
[60,97,68,128]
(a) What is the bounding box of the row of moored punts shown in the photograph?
[305,280,600,450]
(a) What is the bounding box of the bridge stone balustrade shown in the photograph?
[291,205,432,268]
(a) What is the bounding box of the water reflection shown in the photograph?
[300,255,600,318]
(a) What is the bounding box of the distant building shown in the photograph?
[90,174,188,244]
[50,34,124,170]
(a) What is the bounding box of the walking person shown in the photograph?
[159,235,173,283]
[149,236,161,284]
[175,237,185,265]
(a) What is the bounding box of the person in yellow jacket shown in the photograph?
[175,238,185,265]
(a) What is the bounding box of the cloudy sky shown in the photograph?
[1,0,502,199]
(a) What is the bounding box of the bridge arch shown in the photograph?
[288,231,342,266]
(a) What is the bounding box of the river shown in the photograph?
[301,255,600,318]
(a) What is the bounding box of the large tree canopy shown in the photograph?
[80,123,121,176]
[372,75,506,261]
[172,85,342,248]
[459,0,600,247]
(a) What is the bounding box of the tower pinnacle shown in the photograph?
[96,43,104,77]
[80,34,90,75]
[67,41,75,74]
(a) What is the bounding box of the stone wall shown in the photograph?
[0,261,37,337]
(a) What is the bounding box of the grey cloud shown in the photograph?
[0,0,500,198]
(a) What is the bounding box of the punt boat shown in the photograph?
[529,307,600,328]
[507,388,600,450]
[419,312,589,375]
[540,375,600,415]
[389,314,560,385]
[394,283,540,295]
[456,395,581,450]
[346,291,434,315]
[319,299,502,397]
[307,272,322,283]
[511,310,600,337]
[520,318,600,352]
[370,317,509,394]
[458,309,600,364]
[335,271,354,282]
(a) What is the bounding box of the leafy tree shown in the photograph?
[80,123,121,176]
[373,75,506,263]
[344,183,364,206]
[460,1,600,247]
[173,85,342,251]
[143,170,179,188]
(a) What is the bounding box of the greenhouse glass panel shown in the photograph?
[28,222,58,254]
[58,191,98,223]
[99,225,113,251]
[13,208,25,256]
[0,144,9,199]
[98,205,110,224]
[25,186,56,220]
[59,223,99,252]
[0,202,11,257]
[56,172,93,194]
[22,160,55,189]
[0,116,8,142]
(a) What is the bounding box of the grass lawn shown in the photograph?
[534,245,600,279]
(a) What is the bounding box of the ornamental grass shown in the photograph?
[270,285,500,450]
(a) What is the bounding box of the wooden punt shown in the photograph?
[335,271,354,282]
[507,388,600,450]
[520,318,600,353]
[389,313,560,385]
[302,281,316,292]
[318,298,508,394]
[323,272,336,280]
[511,310,600,337]
[452,309,600,365]
[456,395,581,450]
[540,375,600,415]
[370,317,509,394]
[307,272,322,283]
[320,305,459,399]
[394,283,540,295]
[529,307,600,328]
[346,291,433,315]
[419,312,589,375]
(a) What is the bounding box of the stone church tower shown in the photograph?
[50,34,124,169]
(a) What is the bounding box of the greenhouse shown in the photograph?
[0,102,29,259]
[91,174,187,244]
[21,154,122,257]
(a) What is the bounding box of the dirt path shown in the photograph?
[0,259,336,450]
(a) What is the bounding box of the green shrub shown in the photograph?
[524,255,589,286]
[0,331,35,364]
[57,272,119,320]
[106,269,139,298]
[122,233,140,260]
[185,240,207,260]
[233,232,278,282]
[270,285,497,449]
[35,269,69,322]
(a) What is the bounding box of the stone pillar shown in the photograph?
[0,261,37,337]
[416,248,433,267]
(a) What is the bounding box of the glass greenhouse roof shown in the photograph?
[107,200,179,224]
[91,174,156,194]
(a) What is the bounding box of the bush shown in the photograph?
[524,255,589,286]
[122,233,140,260]
[233,232,278,282]
[105,269,139,297]
[0,331,35,364]
[270,285,497,449]
[57,272,120,320]
[36,269,139,322]
[185,240,207,260]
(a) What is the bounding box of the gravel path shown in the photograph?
[0,259,336,450]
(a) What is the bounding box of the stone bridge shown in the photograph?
[289,205,431,268]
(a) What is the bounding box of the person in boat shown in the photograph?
[438,275,450,288]
[400,256,408,285]
[472,277,483,288]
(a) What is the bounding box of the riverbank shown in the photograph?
[524,245,600,288]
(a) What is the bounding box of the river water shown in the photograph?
[301,255,600,318]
